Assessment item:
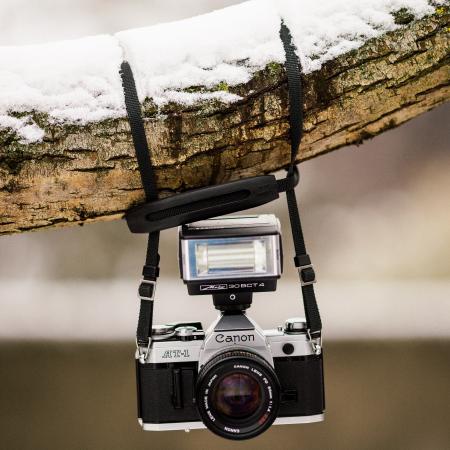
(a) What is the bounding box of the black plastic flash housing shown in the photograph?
[179,215,283,296]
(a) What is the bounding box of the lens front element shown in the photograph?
[196,350,280,440]
[213,372,262,419]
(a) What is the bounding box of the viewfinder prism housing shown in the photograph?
[179,215,282,296]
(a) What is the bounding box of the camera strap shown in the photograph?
[120,21,322,357]
[279,22,322,352]
[121,61,160,352]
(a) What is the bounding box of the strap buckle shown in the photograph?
[307,330,322,355]
[136,338,151,363]
[138,279,157,302]
[298,264,317,287]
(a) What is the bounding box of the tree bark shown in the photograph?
[0,11,449,235]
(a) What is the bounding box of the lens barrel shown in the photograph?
[196,350,280,440]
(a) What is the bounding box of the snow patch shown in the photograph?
[116,0,282,105]
[160,90,242,107]
[0,35,125,143]
[0,0,440,143]
[278,0,439,73]
[0,115,45,143]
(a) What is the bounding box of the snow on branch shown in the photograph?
[0,0,444,143]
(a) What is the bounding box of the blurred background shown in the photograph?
[0,1,449,449]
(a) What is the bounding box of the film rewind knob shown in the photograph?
[284,317,307,334]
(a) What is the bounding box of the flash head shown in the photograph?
[179,215,282,296]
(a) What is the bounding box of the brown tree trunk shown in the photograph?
[0,11,448,235]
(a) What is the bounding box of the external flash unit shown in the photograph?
[179,215,282,296]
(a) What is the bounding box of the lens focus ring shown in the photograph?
[196,350,280,440]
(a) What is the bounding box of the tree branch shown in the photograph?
[0,10,448,235]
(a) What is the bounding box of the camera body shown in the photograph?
[135,214,324,440]
[136,314,325,439]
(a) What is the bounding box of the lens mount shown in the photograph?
[196,350,280,440]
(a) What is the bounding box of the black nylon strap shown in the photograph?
[121,62,160,348]
[280,22,303,163]
[280,21,322,337]
[121,62,158,203]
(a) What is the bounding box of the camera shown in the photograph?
[136,215,325,440]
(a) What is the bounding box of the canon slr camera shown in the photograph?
[136,215,325,440]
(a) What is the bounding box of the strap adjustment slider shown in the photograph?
[298,264,316,287]
[138,279,157,302]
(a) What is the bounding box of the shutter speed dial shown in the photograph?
[175,326,197,341]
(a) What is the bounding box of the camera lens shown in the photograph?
[213,372,261,419]
[196,350,280,440]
